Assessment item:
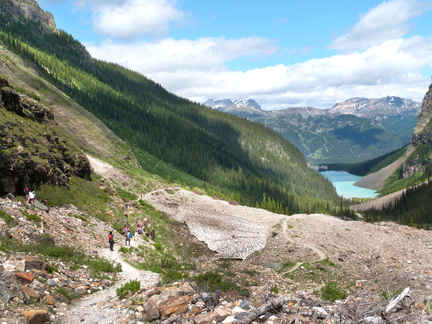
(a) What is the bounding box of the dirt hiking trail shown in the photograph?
[60,234,159,323]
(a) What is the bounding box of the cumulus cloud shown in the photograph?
[329,0,430,52]
[86,37,278,73]
[87,34,432,109]
[91,0,185,39]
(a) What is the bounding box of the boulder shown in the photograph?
[22,256,46,271]
[16,272,35,284]
[159,295,193,318]
[33,200,49,212]
[145,295,161,321]
[21,309,51,324]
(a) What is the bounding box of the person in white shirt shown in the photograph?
[28,191,35,205]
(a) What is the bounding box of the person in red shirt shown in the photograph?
[108,231,114,251]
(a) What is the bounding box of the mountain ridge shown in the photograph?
[204,96,421,164]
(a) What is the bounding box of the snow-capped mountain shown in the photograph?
[329,96,421,119]
[203,98,265,117]
[203,96,422,164]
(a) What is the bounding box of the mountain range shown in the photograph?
[204,97,421,164]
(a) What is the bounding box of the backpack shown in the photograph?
[109,233,113,242]
[128,231,132,239]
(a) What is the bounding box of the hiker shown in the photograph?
[108,231,114,251]
[125,230,131,246]
[24,187,29,200]
[27,190,36,205]
[137,226,143,235]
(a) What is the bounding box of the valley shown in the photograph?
[1,0,432,323]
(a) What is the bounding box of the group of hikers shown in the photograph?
[108,219,155,251]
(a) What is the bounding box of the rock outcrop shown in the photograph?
[1,0,57,31]
[0,77,91,195]
[403,84,432,177]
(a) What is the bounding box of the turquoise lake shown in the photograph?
[320,171,378,199]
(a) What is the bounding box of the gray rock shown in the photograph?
[2,294,11,304]
[240,299,255,310]
[47,279,56,286]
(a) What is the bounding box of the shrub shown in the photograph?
[116,279,140,299]
[87,257,122,273]
[27,213,42,227]
[55,286,75,301]
[193,271,243,293]
[118,246,129,253]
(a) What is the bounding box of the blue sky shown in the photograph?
[37,0,432,110]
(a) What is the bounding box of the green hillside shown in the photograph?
[0,12,342,214]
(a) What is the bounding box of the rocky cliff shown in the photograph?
[403,84,432,177]
[0,77,91,195]
[1,0,57,31]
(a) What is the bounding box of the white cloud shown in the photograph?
[86,34,432,110]
[90,0,185,39]
[329,0,430,52]
[86,37,278,73]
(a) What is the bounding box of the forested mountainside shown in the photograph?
[254,112,416,164]
[0,0,342,214]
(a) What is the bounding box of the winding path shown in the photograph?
[282,219,326,273]
[60,235,159,323]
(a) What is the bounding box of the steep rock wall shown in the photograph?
[403,84,432,177]
[0,77,91,195]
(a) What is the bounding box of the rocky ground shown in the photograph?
[2,176,432,323]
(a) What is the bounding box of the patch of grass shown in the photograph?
[37,176,112,216]
[379,288,404,300]
[0,233,121,274]
[69,213,88,222]
[0,210,14,225]
[317,259,336,267]
[319,282,348,302]
[118,246,129,253]
[193,271,248,296]
[116,279,140,299]
[45,263,57,274]
[270,285,279,294]
[242,269,258,277]
[283,261,297,269]
[21,210,42,227]
[136,249,194,284]
[217,260,232,269]
[87,257,122,273]
[55,286,75,301]
[115,186,138,202]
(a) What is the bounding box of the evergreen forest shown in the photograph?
[0,14,346,214]
[363,177,432,229]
